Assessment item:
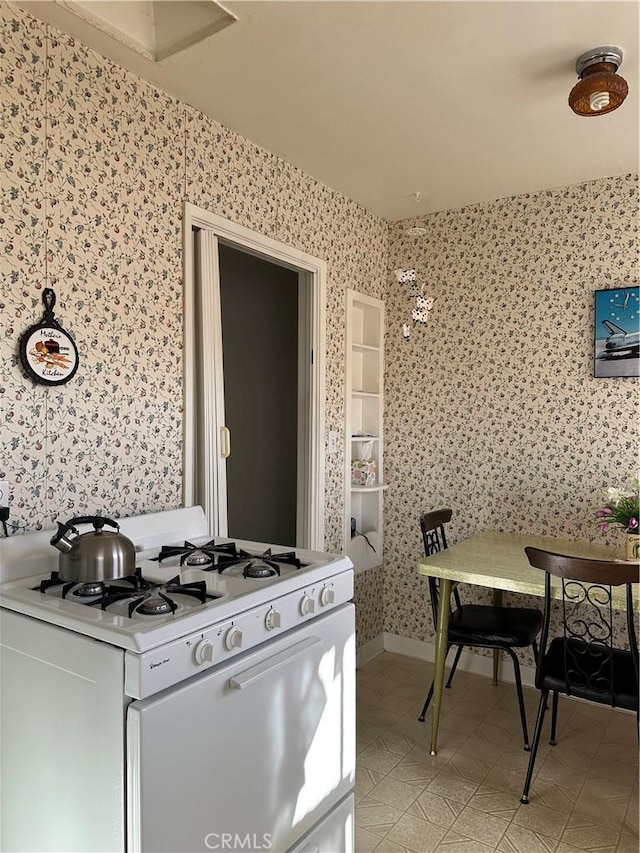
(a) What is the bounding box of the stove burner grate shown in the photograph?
[123,577,213,618]
[216,548,305,579]
[35,569,220,618]
[153,539,240,569]
[35,567,152,601]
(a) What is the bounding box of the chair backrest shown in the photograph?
[525,546,639,704]
[420,508,451,555]
[419,509,461,625]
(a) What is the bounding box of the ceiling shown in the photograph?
[16,0,640,222]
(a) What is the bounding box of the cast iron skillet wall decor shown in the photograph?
[19,288,79,386]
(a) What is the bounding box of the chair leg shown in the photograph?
[521,689,549,804]
[418,681,434,722]
[505,649,530,750]
[549,691,559,746]
[418,645,452,722]
[532,638,539,665]
[445,645,464,688]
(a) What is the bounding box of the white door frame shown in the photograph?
[182,202,326,550]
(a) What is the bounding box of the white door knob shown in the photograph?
[320,587,335,607]
[193,639,214,665]
[224,626,243,651]
[300,595,315,616]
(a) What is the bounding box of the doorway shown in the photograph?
[218,244,298,545]
[182,203,327,550]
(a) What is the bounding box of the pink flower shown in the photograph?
[598,523,608,532]
[629,517,639,530]
[595,508,609,518]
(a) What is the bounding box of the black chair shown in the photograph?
[418,509,543,750]
[520,547,639,804]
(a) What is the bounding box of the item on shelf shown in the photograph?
[351,459,376,487]
[351,437,376,486]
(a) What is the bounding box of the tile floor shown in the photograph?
[355,653,639,853]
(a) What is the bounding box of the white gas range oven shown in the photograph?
[0,507,355,853]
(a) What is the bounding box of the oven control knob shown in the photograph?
[265,608,282,631]
[193,639,214,666]
[320,587,335,607]
[300,595,315,616]
[224,626,244,651]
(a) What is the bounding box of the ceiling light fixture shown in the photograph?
[568,46,628,117]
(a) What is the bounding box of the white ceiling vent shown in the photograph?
[52,0,237,62]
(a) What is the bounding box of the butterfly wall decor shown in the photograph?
[394,269,435,339]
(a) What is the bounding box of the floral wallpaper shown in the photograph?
[0,2,387,646]
[384,174,639,654]
[2,3,637,657]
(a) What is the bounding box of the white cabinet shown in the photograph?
[345,290,385,572]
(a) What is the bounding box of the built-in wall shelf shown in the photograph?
[345,289,385,573]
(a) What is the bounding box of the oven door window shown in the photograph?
[126,605,355,852]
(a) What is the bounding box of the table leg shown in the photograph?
[492,588,503,686]
[430,577,452,756]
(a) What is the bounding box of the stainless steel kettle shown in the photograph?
[50,515,136,583]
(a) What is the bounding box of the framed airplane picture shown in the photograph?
[594,285,640,378]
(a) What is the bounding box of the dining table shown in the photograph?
[417,530,637,755]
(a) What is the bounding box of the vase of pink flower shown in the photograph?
[596,479,640,560]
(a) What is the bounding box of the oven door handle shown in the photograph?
[228,637,323,690]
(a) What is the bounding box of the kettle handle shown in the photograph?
[50,515,120,548]
[64,515,120,532]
